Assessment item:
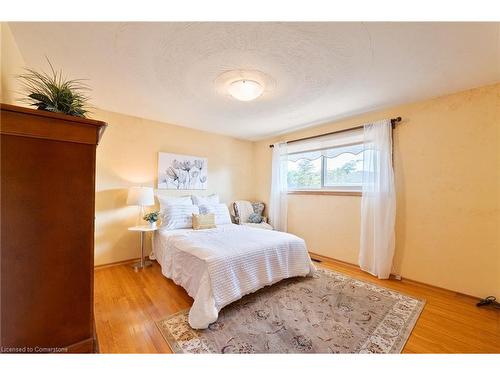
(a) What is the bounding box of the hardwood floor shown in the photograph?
[94,258,500,353]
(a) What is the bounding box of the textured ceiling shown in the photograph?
[8,22,500,140]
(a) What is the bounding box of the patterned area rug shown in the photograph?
[156,268,425,353]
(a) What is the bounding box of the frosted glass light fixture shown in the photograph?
[227,79,264,101]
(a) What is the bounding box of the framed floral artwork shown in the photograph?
[157,152,208,190]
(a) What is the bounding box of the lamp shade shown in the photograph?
[126,187,154,206]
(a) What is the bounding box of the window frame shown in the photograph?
[286,141,364,195]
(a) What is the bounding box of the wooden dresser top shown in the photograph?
[1,103,107,145]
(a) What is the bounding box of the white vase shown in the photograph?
[149,221,157,229]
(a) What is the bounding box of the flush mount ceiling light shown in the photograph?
[214,70,276,102]
[227,79,264,101]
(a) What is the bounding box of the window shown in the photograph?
[286,129,366,192]
[287,151,322,190]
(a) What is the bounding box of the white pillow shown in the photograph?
[160,204,199,230]
[191,194,220,206]
[198,203,232,225]
[157,195,193,211]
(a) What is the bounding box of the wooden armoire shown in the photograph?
[0,103,107,353]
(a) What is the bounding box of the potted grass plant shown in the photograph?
[17,58,90,118]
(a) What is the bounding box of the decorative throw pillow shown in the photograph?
[198,203,232,225]
[192,213,216,230]
[248,212,263,223]
[191,194,220,206]
[251,202,265,216]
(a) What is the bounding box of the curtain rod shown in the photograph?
[269,117,402,148]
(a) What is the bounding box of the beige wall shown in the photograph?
[255,83,500,298]
[93,109,255,265]
[1,23,25,104]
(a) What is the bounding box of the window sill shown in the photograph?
[287,190,362,197]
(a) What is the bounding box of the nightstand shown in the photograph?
[128,225,157,271]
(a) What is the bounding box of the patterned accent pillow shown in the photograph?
[198,203,232,225]
[248,213,263,223]
[191,194,219,206]
[251,202,265,216]
[192,213,216,230]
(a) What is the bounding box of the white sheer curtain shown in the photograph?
[359,119,396,279]
[269,142,288,231]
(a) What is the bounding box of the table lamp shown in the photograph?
[127,186,155,224]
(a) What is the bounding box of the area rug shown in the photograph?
[156,268,425,353]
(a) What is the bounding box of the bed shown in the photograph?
[152,223,315,329]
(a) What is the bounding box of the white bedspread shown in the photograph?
[153,224,315,328]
